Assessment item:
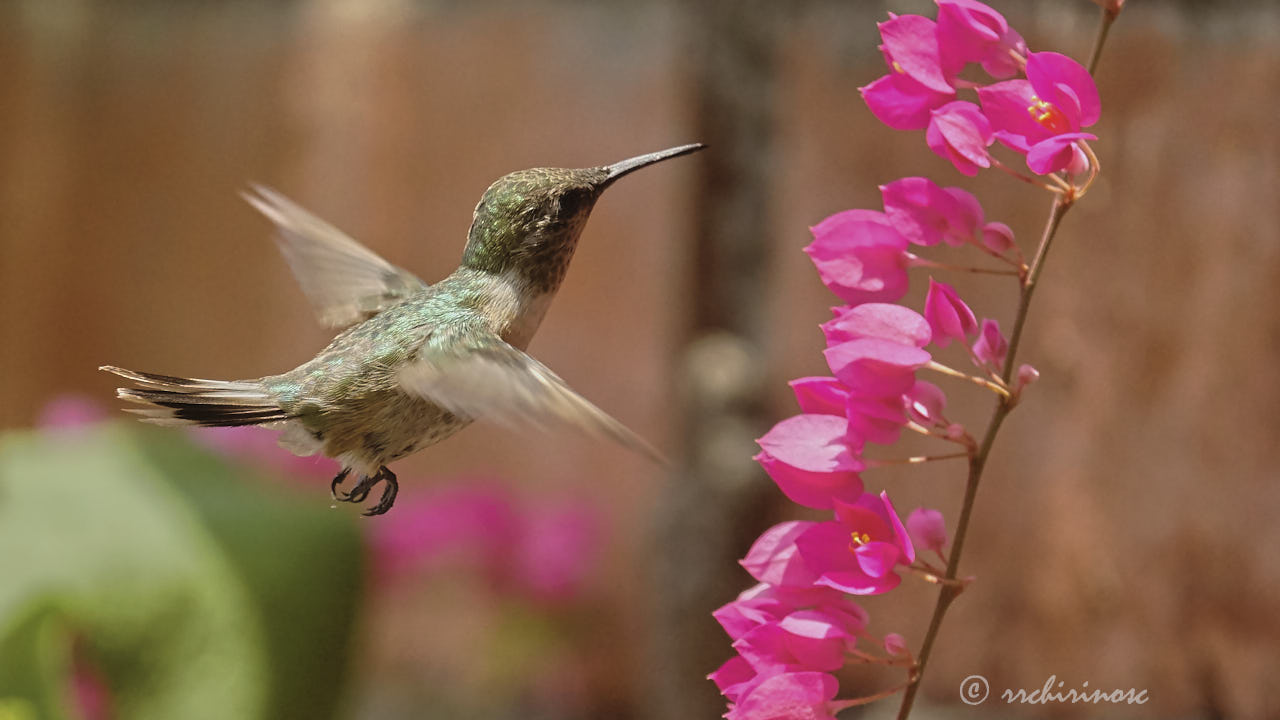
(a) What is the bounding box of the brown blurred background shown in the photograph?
[2,0,1278,718]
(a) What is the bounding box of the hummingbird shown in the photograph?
[102,143,704,515]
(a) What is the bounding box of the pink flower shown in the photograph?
[926,101,994,176]
[741,521,822,588]
[733,606,866,673]
[755,414,865,509]
[971,318,1008,370]
[727,672,847,720]
[795,491,916,595]
[788,377,850,416]
[1026,132,1096,175]
[883,632,909,656]
[980,221,1017,256]
[936,0,1026,79]
[923,278,978,347]
[878,14,953,94]
[805,210,910,306]
[821,303,932,348]
[710,656,757,703]
[904,380,948,427]
[845,393,908,446]
[715,583,869,643]
[881,177,983,247]
[861,72,955,131]
[825,339,931,399]
[906,507,949,553]
[976,51,1101,172]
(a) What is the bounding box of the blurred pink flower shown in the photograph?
[710,656,757,703]
[923,278,978,347]
[795,492,915,596]
[193,425,338,480]
[755,414,864,510]
[368,483,600,603]
[69,639,111,720]
[38,395,107,431]
[926,101,994,176]
[805,210,910,306]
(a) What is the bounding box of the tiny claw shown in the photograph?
[330,468,351,500]
[362,467,399,516]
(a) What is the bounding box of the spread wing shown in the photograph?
[243,184,427,329]
[397,330,664,464]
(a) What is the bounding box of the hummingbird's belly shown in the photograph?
[318,389,473,471]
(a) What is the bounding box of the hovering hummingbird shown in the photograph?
[102,143,704,515]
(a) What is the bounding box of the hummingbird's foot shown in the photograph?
[329,468,351,500]
[364,466,399,517]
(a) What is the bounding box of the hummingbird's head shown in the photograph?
[461,144,704,293]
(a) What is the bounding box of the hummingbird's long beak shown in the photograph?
[600,143,705,188]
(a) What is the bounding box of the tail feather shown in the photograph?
[101,365,288,428]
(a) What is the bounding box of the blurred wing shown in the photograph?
[243,184,427,329]
[397,331,664,464]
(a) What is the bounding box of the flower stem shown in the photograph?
[1086,3,1120,76]
[893,191,1070,720]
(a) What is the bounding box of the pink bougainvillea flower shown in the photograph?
[795,491,915,595]
[805,209,910,306]
[860,72,955,131]
[821,303,932,348]
[936,0,1026,78]
[727,671,847,720]
[980,220,1017,256]
[878,14,953,94]
[977,51,1100,167]
[971,318,1008,369]
[845,393,908,446]
[825,339,931,399]
[881,177,984,247]
[741,521,822,588]
[709,656,758,703]
[788,377,850,416]
[907,507,949,554]
[883,632,909,656]
[755,414,865,509]
[923,278,978,347]
[926,101,994,176]
[904,380,948,427]
[1026,132,1097,175]
[734,606,867,674]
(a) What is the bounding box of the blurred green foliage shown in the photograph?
[0,424,364,720]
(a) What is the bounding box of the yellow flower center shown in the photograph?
[850,531,872,548]
[1027,97,1071,133]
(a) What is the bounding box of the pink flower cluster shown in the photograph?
[862,0,1100,176]
[710,4,1094,710]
